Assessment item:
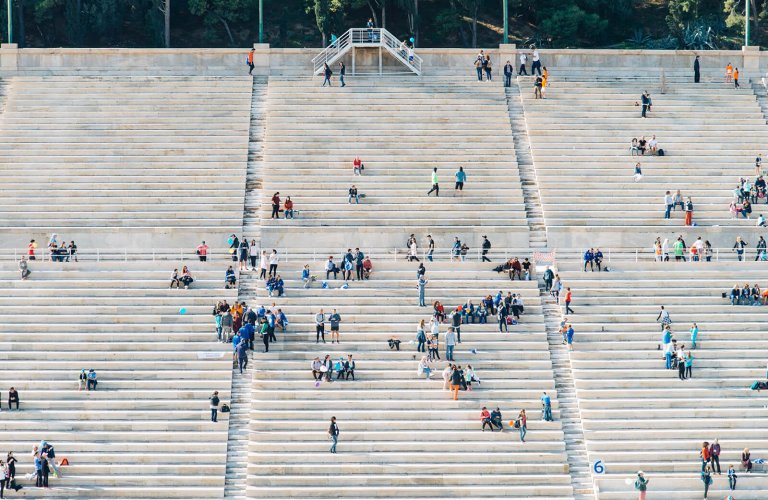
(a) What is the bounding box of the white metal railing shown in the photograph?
[311,28,422,75]
[3,246,765,264]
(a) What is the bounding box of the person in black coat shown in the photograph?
[694,56,700,83]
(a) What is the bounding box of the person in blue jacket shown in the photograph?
[583,248,595,272]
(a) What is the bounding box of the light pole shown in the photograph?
[258,0,263,44]
[745,0,751,46]
[6,0,11,44]
[502,0,508,44]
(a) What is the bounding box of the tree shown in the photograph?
[313,0,331,46]
[458,0,481,48]
[189,0,251,46]
[397,0,418,45]
[158,0,170,47]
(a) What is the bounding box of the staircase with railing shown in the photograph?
[311,28,422,75]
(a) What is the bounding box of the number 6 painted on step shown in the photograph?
[592,459,605,474]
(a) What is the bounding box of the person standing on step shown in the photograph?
[690,322,699,350]
[354,248,365,281]
[338,61,346,87]
[516,409,527,442]
[641,90,650,118]
[237,338,249,372]
[634,471,648,500]
[247,48,255,75]
[445,327,456,362]
[498,302,509,333]
[701,464,713,499]
[257,250,268,280]
[734,67,740,88]
[322,63,332,87]
[685,351,694,379]
[693,55,700,83]
[418,274,428,307]
[454,166,466,196]
[564,287,574,314]
[543,266,554,292]
[426,235,435,262]
[328,417,339,453]
[484,55,492,81]
[330,309,341,344]
[248,240,258,270]
[474,53,484,81]
[271,192,280,219]
[366,18,375,41]
[518,51,528,75]
[504,60,513,87]
[427,168,439,197]
[733,236,748,261]
[565,324,574,350]
[267,249,279,278]
[728,464,737,491]
[450,306,462,343]
[209,391,220,422]
[684,197,694,226]
[315,309,326,344]
[238,238,249,272]
[481,236,491,262]
[531,46,541,75]
[416,319,427,353]
[197,241,209,262]
[541,392,553,421]
[710,439,722,475]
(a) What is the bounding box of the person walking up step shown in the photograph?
[427,168,439,197]
[328,417,339,453]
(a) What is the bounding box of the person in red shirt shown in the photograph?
[353,156,362,176]
[196,241,209,262]
[27,239,37,260]
[284,197,294,219]
[480,407,494,431]
[271,192,280,219]
[565,287,574,314]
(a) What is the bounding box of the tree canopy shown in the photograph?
[0,0,764,49]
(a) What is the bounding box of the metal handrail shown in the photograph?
[2,246,764,264]
[311,28,422,75]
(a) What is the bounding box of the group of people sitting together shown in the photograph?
[322,249,373,283]
[630,135,662,156]
[310,355,356,382]
[170,266,195,289]
[582,248,605,272]
[494,256,533,280]
[77,369,98,391]
[730,175,768,222]
[46,236,78,262]
[727,283,768,306]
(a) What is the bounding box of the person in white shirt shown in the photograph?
[664,191,673,219]
[649,135,659,154]
[757,214,766,227]
[518,52,528,75]
[442,363,453,390]
[531,48,541,75]
[258,250,268,280]
[268,250,279,278]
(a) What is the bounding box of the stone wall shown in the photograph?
[0,43,764,76]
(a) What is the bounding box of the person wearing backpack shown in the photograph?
[634,471,648,499]
[209,391,220,422]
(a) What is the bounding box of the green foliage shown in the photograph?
[189,0,252,45]
[539,3,608,47]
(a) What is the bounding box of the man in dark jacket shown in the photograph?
[481,236,492,262]
[503,60,513,87]
[693,56,700,83]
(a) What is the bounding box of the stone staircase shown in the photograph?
[260,76,530,250]
[543,300,595,500]
[0,75,252,249]
[243,78,269,246]
[522,75,768,248]
[244,260,573,498]
[0,260,235,498]
[507,81,548,250]
[750,79,768,124]
[223,366,252,499]
[560,260,768,499]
